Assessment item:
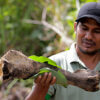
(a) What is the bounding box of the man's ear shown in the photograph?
[74,22,77,33]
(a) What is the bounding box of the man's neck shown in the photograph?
[76,47,100,70]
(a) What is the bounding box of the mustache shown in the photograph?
[82,38,96,45]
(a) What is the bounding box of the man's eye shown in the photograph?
[82,27,88,30]
[94,30,100,33]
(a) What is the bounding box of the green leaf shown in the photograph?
[29,55,67,87]
[34,68,67,88]
[29,55,61,69]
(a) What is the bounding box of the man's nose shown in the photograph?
[85,31,93,40]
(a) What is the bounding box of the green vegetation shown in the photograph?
[34,68,67,87]
[1,0,98,57]
[29,55,61,68]
[29,55,67,87]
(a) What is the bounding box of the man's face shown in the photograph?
[74,18,100,55]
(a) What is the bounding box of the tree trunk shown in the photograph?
[0,50,100,92]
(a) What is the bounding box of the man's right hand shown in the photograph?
[25,73,56,100]
[34,72,56,88]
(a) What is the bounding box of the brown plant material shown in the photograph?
[0,83,31,100]
[0,50,100,92]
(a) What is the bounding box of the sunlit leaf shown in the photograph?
[29,55,67,87]
[34,68,67,87]
[29,55,61,69]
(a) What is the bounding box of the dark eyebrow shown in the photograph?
[80,22,100,28]
[80,22,87,27]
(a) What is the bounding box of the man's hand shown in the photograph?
[34,72,56,88]
[25,73,56,100]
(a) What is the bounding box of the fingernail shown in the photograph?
[39,75,41,78]
[49,72,51,75]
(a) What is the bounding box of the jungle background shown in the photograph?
[0,0,99,99]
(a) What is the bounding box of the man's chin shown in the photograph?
[79,47,98,55]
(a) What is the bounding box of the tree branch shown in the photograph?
[23,6,74,46]
[24,19,73,46]
[76,0,80,12]
[42,8,47,21]
[0,50,100,92]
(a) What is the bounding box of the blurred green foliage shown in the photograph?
[0,0,55,56]
[0,0,99,57]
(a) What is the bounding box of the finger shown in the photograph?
[34,75,42,83]
[50,76,56,85]
[45,72,52,84]
[40,72,48,84]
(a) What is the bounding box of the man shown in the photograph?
[25,2,100,100]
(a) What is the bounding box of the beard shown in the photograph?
[78,46,100,55]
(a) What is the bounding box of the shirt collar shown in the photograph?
[67,43,100,70]
[67,43,86,68]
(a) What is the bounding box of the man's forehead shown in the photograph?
[79,18,100,26]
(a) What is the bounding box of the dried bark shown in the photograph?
[0,50,100,92]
